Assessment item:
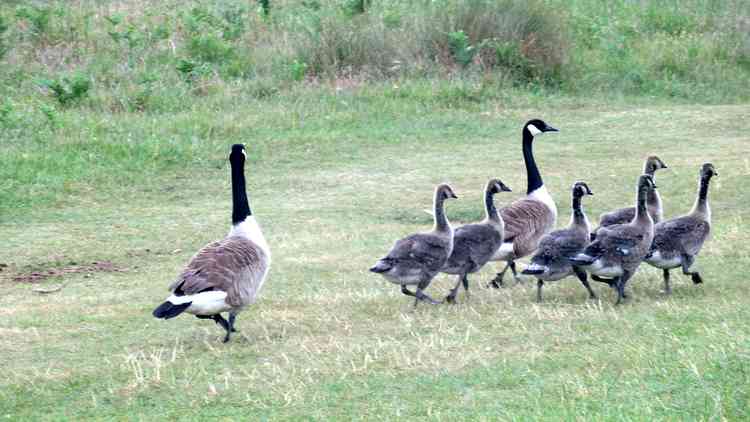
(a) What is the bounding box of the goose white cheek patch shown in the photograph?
[527,124,542,136]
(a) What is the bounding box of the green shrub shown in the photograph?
[448,30,475,67]
[0,14,9,59]
[15,5,51,39]
[39,74,92,107]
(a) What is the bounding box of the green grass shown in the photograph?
[1,94,749,419]
[2,0,750,420]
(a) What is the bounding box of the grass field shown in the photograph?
[2,93,749,419]
[2,0,750,420]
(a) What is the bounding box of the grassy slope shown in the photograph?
[1,95,749,419]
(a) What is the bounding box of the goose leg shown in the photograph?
[591,274,616,288]
[536,279,544,302]
[681,254,703,284]
[401,285,417,297]
[662,269,671,295]
[223,312,237,343]
[445,275,463,304]
[615,271,633,305]
[508,261,522,284]
[574,267,597,299]
[414,280,441,308]
[462,274,470,299]
[489,262,511,288]
[196,314,234,332]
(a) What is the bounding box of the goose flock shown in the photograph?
[152,121,717,342]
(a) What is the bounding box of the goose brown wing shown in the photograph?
[169,237,267,304]
[450,224,503,267]
[386,233,451,272]
[599,207,635,227]
[652,217,710,256]
[598,224,647,256]
[500,199,555,257]
[532,229,587,264]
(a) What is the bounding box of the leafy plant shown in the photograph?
[0,100,13,128]
[290,59,308,81]
[187,33,235,63]
[257,0,270,18]
[0,14,9,59]
[176,58,212,83]
[448,30,475,67]
[15,5,51,39]
[39,74,92,107]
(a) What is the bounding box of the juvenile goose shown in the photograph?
[489,119,559,287]
[441,179,512,304]
[522,182,596,302]
[593,156,667,239]
[645,163,717,294]
[370,184,458,307]
[570,174,656,305]
[153,144,271,343]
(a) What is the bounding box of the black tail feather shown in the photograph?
[152,301,191,319]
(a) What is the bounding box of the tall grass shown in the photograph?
[0,0,748,116]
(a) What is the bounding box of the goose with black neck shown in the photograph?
[152,144,271,343]
[441,178,512,304]
[488,119,559,288]
[370,184,458,307]
[523,181,597,302]
[645,163,717,293]
[570,174,656,304]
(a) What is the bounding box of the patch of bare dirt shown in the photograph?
[11,261,128,283]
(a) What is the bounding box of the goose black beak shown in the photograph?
[544,125,559,132]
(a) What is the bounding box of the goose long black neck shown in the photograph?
[572,195,586,224]
[433,193,450,233]
[231,157,252,225]
[522,130,543,194]
[692,173,713,216]
[484,188,499,222]
[634,184,650,224]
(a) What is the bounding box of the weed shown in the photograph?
[15,5,51,39]
[290,59,308,81]
[39,74,92,107]
[448,30,475,67]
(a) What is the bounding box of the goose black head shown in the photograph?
[230,144,247,162]
[701,162,718,178]
[437,183,458,200]
[523,119,559,137]
[638,174,657,192]
[572,181,594,198]
[488,178,513,195]
[644,156,668,174]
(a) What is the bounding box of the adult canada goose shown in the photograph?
[522,182,596,302]
[370,184,458,307]
[489,119,559,288]
[592,156,667,239]
[441,179,512,304]
[570,174,657,304]
[152,144,271,343]
[645,163,717,294]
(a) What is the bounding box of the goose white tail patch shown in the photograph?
[527,124,542,136]
[167,291,231,316]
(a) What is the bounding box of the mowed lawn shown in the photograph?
[1,97,749,420]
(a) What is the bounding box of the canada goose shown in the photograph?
[522,182,596,302]
[370,184,458,307]
[645,163,717,294]
[441,179,512,304]
[593,156,667,239]
[489,119,559,287]
[152,144,271,343]
[570,174,656,305]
